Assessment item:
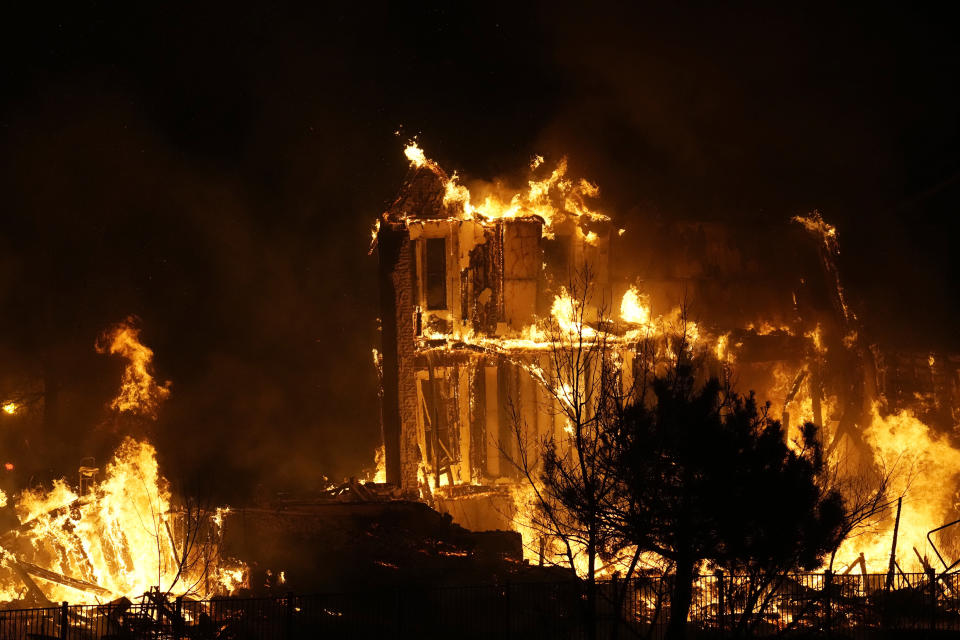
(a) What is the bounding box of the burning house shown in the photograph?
[374,145,624,528]
[0,136,957,609]
[374,142,960,575]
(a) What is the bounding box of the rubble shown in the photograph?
[222,489,558,595]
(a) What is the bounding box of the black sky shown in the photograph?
[1,2,958,498]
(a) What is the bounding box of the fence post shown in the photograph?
[715,570,725,633]
[60,601,68,640]
[930,575,937,632]
[823,570,832,635]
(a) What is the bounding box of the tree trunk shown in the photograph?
[666,554,695,640]
[586,531,597,640]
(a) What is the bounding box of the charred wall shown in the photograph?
[377,221,420,492]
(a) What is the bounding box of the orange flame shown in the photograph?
[96,318,171,418]
[8,438,246,603]
[405,142,609,234]
[0,320,246,604]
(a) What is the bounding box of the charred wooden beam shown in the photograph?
[3,496,93,540]
[785,370,808,404]
[8,560,54,607]
[146,588,186,627]
[782,369,808,433]
[16,560,112,597]
[840,552,866,576]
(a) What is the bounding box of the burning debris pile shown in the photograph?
[371,141,960,579]
[0,320,246,606]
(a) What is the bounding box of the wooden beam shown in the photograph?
[17,560,112,597]
[8,560,53,607]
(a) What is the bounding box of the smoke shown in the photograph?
[528,5,960,349]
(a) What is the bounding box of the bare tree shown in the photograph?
[502,264,641,637]
[160,475,240,599]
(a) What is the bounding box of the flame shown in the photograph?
[793,212,856,326]
[793,213,837,238]
[1,403,16,415]
[746,321,793,335]
[407,143,609,234]
[418,460,453,496]
[5,438,246,603]
[683,320,700,347]
[365,445,386,484]
[550,289,577,333]
[368,218,381,254]
[715,333,729,362]
[521,323,545,343]
[0,319,246,604]
[834,405,960,572]
[804,324,826,354]
[550,288,595,338]
[387,150,960,581]
[509,483,641,579]
[96,318,171,418]
[404,141,427,168]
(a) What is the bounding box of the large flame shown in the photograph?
[550,288,595,338]
[403,141,428,168]
[0,320,245,604]
[406,141,609,234]
[833,405,960,573]
[8,439,244,603]
[620,286,651,326]
[96,318,171,418]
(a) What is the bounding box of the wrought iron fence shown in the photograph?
[0,572,957,639]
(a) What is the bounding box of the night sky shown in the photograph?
[1,3,958,499]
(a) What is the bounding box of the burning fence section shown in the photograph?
[372,142,960,578]
[0,319,246,605]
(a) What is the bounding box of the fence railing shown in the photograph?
[0,571,958,639]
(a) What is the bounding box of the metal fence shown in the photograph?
[1,572,958,639]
